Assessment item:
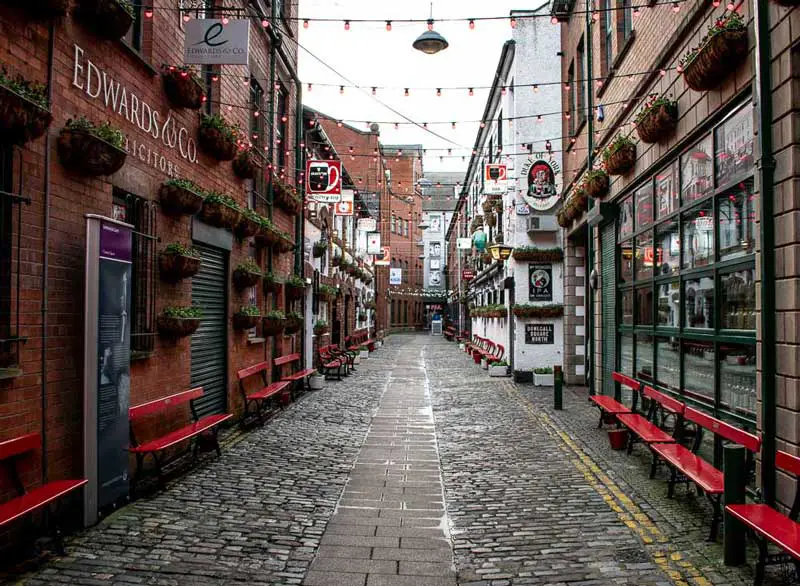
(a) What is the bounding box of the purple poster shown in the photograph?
[100,222,132,262]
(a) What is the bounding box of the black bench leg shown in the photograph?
[212,428,222,457]
[667,466,677,499]
[597,409,604,429]
[649,451,659,479]
[626,433,635,455]
[154,453,165,490]
[707,495,721,542]
[131,453,143,497]
[753,535,767,586]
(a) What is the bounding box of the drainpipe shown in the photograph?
[295,85,303,276]
[584,0,595,395]
[40,21,55,484]
[753,0,776,506]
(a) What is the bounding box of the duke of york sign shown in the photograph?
[72,44,198,178]
[521,154,562,212]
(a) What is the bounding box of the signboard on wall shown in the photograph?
[457,237,473,250]
[529,264,553,301]
[484,163,508,195]
[358,217,377,232]
[525,323,555,344]
[462,269,476,281]
[84,216,133,526]
[389,268,402,285]
[374,246,390,266]
[521,156,561,211]
[367,233,382,255]
[306,160,342,201]
[184,19,250,65]
[334,190,354,215]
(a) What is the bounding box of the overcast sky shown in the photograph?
[297,0,535,176]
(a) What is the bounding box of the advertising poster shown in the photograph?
[184,19,250,65]
[389,268,402,285]
[97,222,132,509]
[529,264,553,302]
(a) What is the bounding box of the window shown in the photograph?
[276,84,288,169]
[391,215,396,233]
[112,189,157,356]
[616,101,756,421]
[123,0,144,51]
[617,0,633,47]
[567,62,576,136]
[601,0,613,76]
[0,145,17,370]
[203,66,215,115]
[576,38,586,128]
[250,78,264,147]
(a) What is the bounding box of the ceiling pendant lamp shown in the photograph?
[413,3,449,55]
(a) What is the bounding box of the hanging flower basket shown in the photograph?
[233,309,260,330]
[198,114,239,161]
[274,236,295,254]
[76,0,134,40]
[0,80,52,146]
[286,278,306,300]
[512,304,565,319]
[199,192,241,230]
[158,245,201,282]
[557,209,570,228]
[157,307,202,339]
[313,241,328,258]
[274,181,303,215]
[511,247,564,263]
[158,179,205,217]
[262,313,286,336]
[235,211,261,239]
[635,96,678,144]
[681,12,748,92]
[583,170,610,199]
[263,274,282,294]
[162,66,205,110]
[313,322,330,336]
[284,312,303,334]
[232,150,258,179]
[485,213,497,228]
[254,220,279,247]
[17,0,69,18]
[602,136,636,176]
[318,285,338,302]
[57,119,127,177]
[232,260,262,290]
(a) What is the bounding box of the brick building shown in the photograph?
[554,0,794,507]
[0,0,301,533]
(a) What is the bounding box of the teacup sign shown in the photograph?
[306,160,342,202]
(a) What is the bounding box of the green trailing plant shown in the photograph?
[313,320,329,335]
[115,0,135,17]
[162,305,203,319]
[634,94,677,127]
[237,304,261,317]
[284,311,304,334]
[318,284,338,300]
[263,272,282,293]
[534,367,553,374]
[634,94,678,143]
[199,113,240,143]
[495,360,509,367]
[313,240,328,258]
[65,116,125,149]
[582,169,610,199]
[470,304,507,319]
[235,257,261,275]
[512,304,564,319]
[602,134,635,164]
[0,67,47,109]
[287,275,306,289]
[164,178,203,194]
[511,247,564,263]
[233,304,261,329]
[162,242,199,258]
[204,190,240,210]
[264,309,285,320]
[679,11,745,71]
[602,134,636,176]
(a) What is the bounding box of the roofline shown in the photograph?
[303,105,380,137]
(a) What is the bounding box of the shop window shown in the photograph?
[635,334,654,382]
[619,239,633,283]
[276,85,287,169]
[634,231,653,280]
[250,78,264,148]
[682,202,714,269]
[656,280,679,327]
[617,0,633,46]
[112,189,156,356]
[655,220,679,277]
[719,343,756,416]
[682,340,714,405]
[619,196,633,238]
[600,0,613,76]
[122,0,144,51]
[576,37,586,128]
[567,62,576,136]
[635,287,653,326]
[718,179,756,261]
[621,289,633,325]
[715,106,754,188]
[619,333,633,378]
[655,337,679,392]
[681,135,713,204]
[203,66,216,115]
[685,277,714,329]
[655,160,679,218]
[720,269,756,330]
[634,182,653,230]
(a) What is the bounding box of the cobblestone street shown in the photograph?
[14,335,764,586]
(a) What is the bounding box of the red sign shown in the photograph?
[306,160,342,199]
[462,269,476,281]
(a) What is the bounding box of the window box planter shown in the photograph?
[274,236,295,254]
[534,373,555,386]
[159,180,205,217]
[284,312,303,334]
[199,193,241,230]
[489,364,510,377]
[635,97,678,144]
[157,315,200,339]
[603,141,636,176]
[232,310,260,330]
[274,181,303,215]
[285,278,306,300]
[57,124,127,177]
[313,323,330,336]
[583,170,609,199]
[235,212,261,239]
[232,150,258,179]
[681,13,747,92]
[512,304,564,319]
[76,0,134,40]
[15,0,69,18]
[263,274,282,295]
[318,285,337,302]
[254,222,279,247]
[162,66,205,110]
[511,247,564,263]
[0,82,52,146]
[198,114,239,161]
[262,314,286,336]
[158,247,200,282]
[313,241,328,258]
[232,268,261,290]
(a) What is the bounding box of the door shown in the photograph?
[344,295,351,341]
[600,222,617,398]
[191,244,228,417]
[331,299,341,347]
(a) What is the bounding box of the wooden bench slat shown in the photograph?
[726,504,800,561]
[642,386,685,415]
[282,368,317,382]
[249,381,290,400]
[237,361,269,380]
[612,372,641,391]
[0,433,40,461]
[651,443,724,494]
[0,479,87,527]
[617,414,676,444]
[684,407,761,453]
[129,387,204,420]
[589,395,631,414]
[130,413,233,453]
[274,353,301,367]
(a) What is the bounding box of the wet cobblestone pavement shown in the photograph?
[13,335,771,586]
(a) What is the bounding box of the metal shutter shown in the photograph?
[190,244,228,417]
[601,222,617,398]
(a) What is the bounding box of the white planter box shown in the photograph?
[534,373,555,386]
[458,343,465,351]
[309,375,325,391]
[353,354,361,365]
[360,350,369,359]
[489,365,509,377]
[375,341,382,348]
[481,358,488,370]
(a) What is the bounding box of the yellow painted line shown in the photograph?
[503,382,715,586]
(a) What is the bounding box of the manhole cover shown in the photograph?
[614,548,651,564]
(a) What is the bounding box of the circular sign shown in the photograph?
[521,157,561,212]
[530,268,551,289]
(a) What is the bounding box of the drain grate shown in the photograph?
[614,548,651,564]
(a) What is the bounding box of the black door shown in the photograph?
[331,299,341,346]
[190,244,228,417]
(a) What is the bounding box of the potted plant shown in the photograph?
[602,134,636,176]
[198,113,239,161]
[284,311,303,334]
[232,258,262,290]
[75,0,134,40]
[158,178,205,218]
[200,191,241,230]
[583,169,610,199]
[274,180,303,215]
[162,65,205,110]
[232,147,259,179]
[233,304,261,330]
[485,213,497,227]
[157,305,202,338]
[313,240,328,258]
[57,117,127,176]
[285,275,306,300]
[159,242,201,282]
[313,320,329,336]
[359,345,369,360]
[680,11,747,92]
[318,284,338,301]
[634,94,678,144]
[274,233,295,254]
[262,310,286,336]
[534,367,555,386]
[556,208,570,228]
[511,247,564,263]
[235,207,262,239]
[263,272,282,294]
[0,68,52,146]
[512,304,565,319]
[253,216,278,247]
[489,360,510,378]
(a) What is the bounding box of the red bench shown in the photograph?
[275,353,317,394]
[237,361,291,425]
[347,330,375,353]
[319,344,344,380]
[651,406,761,541]
[726,450,800,586]
[444,326,457,341]
[129,387,233,491]
[0,434,87,554]
[486,344,505,366]
[588,371,635,427]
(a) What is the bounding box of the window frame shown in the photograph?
[601,0,613,77]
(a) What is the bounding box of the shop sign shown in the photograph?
[484,163,508,195]
[358,218,377,232]
[390,268,402,285]
[367,233,382,255]
[72,44,197,178]
[525,323,555,344]
[374,246,390,266]
[529,264,553,301]
[521,156,562,211]
[184,19,250,65]
[516,203,531,216]
[457,237,473,250]
[334,190,354,215]
[462,269,476,281]
[306,160,342,201]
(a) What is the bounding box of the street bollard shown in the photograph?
[723,444,747,566]
[554,365,563,410]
